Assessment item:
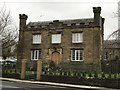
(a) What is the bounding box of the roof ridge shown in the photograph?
[29,18,93,23]
[27,18,94,26]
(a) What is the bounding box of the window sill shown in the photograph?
[32,43,41,45]
[72,42,83,44]
[71,60,83,62]
[31,59,39,61]
[52,43,61,45]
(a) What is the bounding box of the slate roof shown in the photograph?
[27,18,94,27]
[104,40,120,49]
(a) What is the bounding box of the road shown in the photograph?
[1,81,82,90]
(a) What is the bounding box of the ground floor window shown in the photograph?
[71,49,83,61]
[31,50,41,60]
[104,52,108,60]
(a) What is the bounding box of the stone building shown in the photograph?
[103,36,120,73]
[102,1,120,73]
[18,7,104,72]
[104,40,120,61]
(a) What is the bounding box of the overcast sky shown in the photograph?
[0,0,119,39]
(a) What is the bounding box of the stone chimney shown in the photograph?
[19,14,28,30]
[93,7,101,27]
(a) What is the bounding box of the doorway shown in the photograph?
[51,51,60,64]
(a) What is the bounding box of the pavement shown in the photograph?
[0,77,118,90]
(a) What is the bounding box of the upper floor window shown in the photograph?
[71,49,83,61]
[52,34,61,44]
[33,34,41,44]
[72,33,83,43]
[31,49,41,60]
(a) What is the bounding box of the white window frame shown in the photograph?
[32,34,41,44]
[52,34,61,44]
[31,50,41,60]
[72,33,83,43]
[71,49,83,61]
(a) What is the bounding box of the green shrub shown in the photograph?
[70,72,74,77]
[75,72,79,77]
[98,73,102,78]
[104,74,109,78]
[61,72,65,76]
[91,73,95,78]
[111,74,115,78]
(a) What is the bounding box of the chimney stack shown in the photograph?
[93,7,101,27]
[19,14,28,30]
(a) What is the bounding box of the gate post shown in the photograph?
[36,60,42,81]
[21,59,27,79]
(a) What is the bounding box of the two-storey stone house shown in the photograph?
[18,7,104,72]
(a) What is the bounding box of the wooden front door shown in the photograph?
[51,51,60,64]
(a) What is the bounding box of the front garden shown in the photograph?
[1,63,120,89]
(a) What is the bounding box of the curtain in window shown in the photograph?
[33,35,41,44]
[72,33,83,43]
[52,34,61,43]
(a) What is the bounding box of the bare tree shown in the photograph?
[0,6,18,58]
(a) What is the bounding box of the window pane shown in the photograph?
[52,34,61,43]
[57,34,61,43]
[31,50,41,60]
[71,49,83,61]
[80,33,83,42]
[76,50,79,60]
[77,33,80,42]
[31,50,34,60]
[72,34,75,43]
[35,50,38,59]
[72,33,83,43]
[80,50,83,60]
[78,50,80,60]
[33,35,41,44]
[52,35,56,43]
